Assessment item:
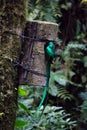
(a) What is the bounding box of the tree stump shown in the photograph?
[19,20,58,86]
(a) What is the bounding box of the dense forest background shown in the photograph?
[15,0,87,130]
[1,0,87,130]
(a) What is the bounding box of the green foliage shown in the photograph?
[15,119,28,129]
[49,40,87,129]
[18,86,28,96]
[57,87,75,101]
[15,101,77,130]
[0,112,4,118]
[83,56,87,67]
[27,106,77,130]
[54,71,67,86]
[79,92,87,123]
[28,0,60,22]
[50,42,87,103]
[18,102,30,114]
[49,71,75,101]
[75,19,87,40]
[15,0,87,129]
[15,85,77,130]
[80,100,87,123]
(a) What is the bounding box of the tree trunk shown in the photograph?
[0,0,27,129]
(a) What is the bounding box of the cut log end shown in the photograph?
[19,20,58,86]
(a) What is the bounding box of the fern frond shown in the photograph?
[57,87,75,101]
[65,43,87,53]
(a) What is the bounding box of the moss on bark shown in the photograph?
[0,0,27,129]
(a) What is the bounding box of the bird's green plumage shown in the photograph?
[46,42,55,57]
[35,42,55,116]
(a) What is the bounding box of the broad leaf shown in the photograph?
[18,102,30,114]
[18,86,28,96]
[15,119,27,128]
[54,71,67,86]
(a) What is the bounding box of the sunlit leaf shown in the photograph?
[0,112,4,117]
[18,86,28,96]
[81,0,87,3]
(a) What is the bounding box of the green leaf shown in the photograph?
[0,112,4,117]
[49,84,58,96]
[69,71,75,78]
[83,56,87,67]
[61,4,68,10]
[54,71,67,86]
[15,119,27,128]
[68,80,82,87]
[18,102,30,114]
[18,86,28,96]
[49,72,58,96]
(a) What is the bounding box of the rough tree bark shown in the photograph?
[19,20,58,86]
[0,0,27,129]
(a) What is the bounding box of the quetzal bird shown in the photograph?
[35,41,55,115]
